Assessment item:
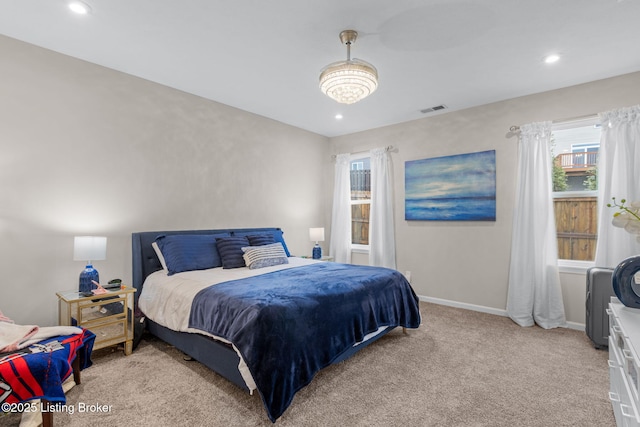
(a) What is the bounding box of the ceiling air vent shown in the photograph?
[420,105,447,114]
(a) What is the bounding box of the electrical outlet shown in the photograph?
[405,271,412,283]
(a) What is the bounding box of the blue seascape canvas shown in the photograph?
[405,150,496,221]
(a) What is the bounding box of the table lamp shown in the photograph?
[309,228,324,260]
[74,236,107,293]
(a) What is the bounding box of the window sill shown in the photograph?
[351,246,369,254]
[558,259,594,274]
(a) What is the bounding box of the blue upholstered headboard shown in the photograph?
[131,227,286,300]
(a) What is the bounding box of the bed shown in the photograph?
[132,227,421,422]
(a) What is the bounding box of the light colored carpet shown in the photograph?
[2,302,615,426]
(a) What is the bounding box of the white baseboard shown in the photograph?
[564,321,585,331]
[418,295,508,317]
[418,294,585,332]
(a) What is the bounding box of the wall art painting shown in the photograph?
[405,150,496,221]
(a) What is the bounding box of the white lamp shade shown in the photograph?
[309,228,325,242]
[73,236,107,262]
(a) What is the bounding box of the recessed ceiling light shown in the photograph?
[544,54,561,64]
[335,114,343,120]
[69,1,91,15]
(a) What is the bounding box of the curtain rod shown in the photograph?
[331,145,394,160]
[508,113,598,134]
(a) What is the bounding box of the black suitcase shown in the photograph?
[586,267,615,349]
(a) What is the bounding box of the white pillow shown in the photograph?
[152,241,168,272]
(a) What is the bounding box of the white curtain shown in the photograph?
[507,121,566,329]
[329,153,352,264]
[594,105,640,268]
[369,147,396,269]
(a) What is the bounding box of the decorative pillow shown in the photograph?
[242,243,289,270]
[155,233,228,275]
[246,234,276,246]
[234,230,291,257]
[151,241,168,272]
[216,236,250,269]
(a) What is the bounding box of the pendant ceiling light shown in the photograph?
[319,30,378,105]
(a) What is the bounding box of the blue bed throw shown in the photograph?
[188,262,421,422]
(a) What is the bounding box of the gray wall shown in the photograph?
[330,71,640,326]
[0,35,329,326]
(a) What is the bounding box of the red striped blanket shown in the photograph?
[0,329,95,405]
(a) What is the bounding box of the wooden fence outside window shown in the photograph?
[351,170,371,245]
[554,196,597,261]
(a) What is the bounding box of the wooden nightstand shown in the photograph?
[56,286,136,355]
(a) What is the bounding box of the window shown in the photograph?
[571,143,599,169]
[351,161,364,171]
[350,156,370,249]
[551,118,601,262]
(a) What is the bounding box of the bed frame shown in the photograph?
[131,227,393,393]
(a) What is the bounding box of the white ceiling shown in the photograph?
[1,0,639,137]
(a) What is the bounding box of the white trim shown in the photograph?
[552,190,597,199]
[418,294,585,331]
[558,259,593,274]
[350,152,369,161]
[551,115,599,131]
[565,321,585,331]
[418,295,507,317]
[351,245,369,254]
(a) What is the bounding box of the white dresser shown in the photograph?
[608,298,640,426]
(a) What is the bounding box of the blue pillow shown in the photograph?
[246,234,275,246]
[234,230,291,257]
[155,233,228,275]
[216,236,250,269]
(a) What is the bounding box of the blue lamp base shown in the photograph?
[312,244,322,260]
[79,264,99,294]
